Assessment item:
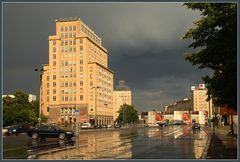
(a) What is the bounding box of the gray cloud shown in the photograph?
[3,3,209,111]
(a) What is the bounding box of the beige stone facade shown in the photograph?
[191,85,213,117]
[41,18,114,125]
[113,90,132,121]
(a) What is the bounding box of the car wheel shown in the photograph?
[59,133,66,140]
[32,133,38,140]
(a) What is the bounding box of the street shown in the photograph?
[3,125,209,159]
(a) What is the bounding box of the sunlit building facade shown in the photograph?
[41,17,114,125]
[113,80,132,121]
[191,84,213,117]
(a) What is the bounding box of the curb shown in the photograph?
[200,127,211,159]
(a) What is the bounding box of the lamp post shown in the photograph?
[35,68,47,126]
[91,86,100,125]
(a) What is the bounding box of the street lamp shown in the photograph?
[91,86,100,125]
[35,68,47,126]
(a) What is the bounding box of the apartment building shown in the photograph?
[113,80,132,121]
[191,84,213,117]
[41,17,114,125]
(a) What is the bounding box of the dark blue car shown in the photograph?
[5,125,29,136]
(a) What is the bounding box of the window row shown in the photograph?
[61,26,76,32]
[81,25,101,44]
[60,81,76,87]
[60,32,76,39]
[60,89,76,94]
[61,40,76,46]
[61,47,76,53]
[60,60,77,66]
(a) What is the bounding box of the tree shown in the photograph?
[3,90,39,126]
[182,3,237,109]
[117,104,139,125]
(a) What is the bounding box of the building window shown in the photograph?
[80,46,83,51]
[47,107,49,112]
[80,66,83,72]
[53,89,56,94]
[61,27,64,32]
[47,76,50,81]
[61,96,64,101]
[65,26,68,31]
[47,83,49,88]
[53,61,56,66]
[69,40,72,45]
[53,54,56,59]
[47,96,49,102]
[53,41,56,45]
[65,96,68,101]
[53,47,56,52]
[80,60,83,65]
[53,82,56,87]
[80,38,83,44]
[61,33,64,38]
[80,95,83,100]
[73,39,76,45]
[47,89,49,95]
[65,82,68,87]
[80,81,83,86]
[65,61,68,66]
[65,33,68,38]
[53,75,56,80]
[53,96,56,101]
[90,81,93,86]
[69,26,72,31]
[73,26,76,31]
[90,67,93,72]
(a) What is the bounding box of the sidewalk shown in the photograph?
[204,125,238,159]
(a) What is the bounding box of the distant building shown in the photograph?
[191,84,213,117]
[28,94,37,102]
[113,80,132,121]
[165,98,192,113]
[2,94,36,102]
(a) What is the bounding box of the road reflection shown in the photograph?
[27,126,208,160]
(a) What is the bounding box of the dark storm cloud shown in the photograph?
[3,3,209,111]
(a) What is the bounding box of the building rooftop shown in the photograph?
[55,17,81,22]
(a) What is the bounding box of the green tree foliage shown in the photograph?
[117,104,139,124]
[182,3,237,108]
[3,91,39,126]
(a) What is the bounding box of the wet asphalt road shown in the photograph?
[3,125,208,159]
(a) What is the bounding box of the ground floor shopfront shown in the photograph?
[47,104,114,126]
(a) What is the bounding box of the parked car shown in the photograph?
[192,122,201,130]
[157,121,168,127]
[173,120,183,125]
[27,125,74,140]
[114,124,122,128]
[81,123,92,129]
[5,125,30,136]
[107,124,112,128]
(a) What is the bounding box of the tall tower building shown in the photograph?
[41,18,114,125]
[191,84,213,117]
[113,80,132,121]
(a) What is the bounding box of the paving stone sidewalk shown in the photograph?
[204,125,238,159]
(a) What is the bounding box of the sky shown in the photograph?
[3,3,211,112]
